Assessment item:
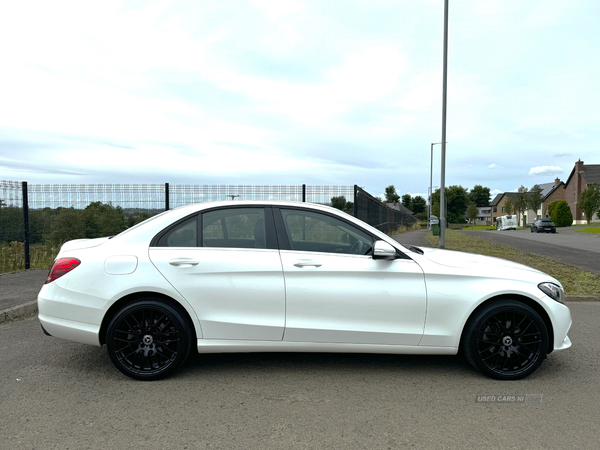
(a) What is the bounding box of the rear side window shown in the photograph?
[155,216,198,247]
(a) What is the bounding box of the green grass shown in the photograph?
[462,225,496,231]
[575,227,600,233]
[426,230,600,297]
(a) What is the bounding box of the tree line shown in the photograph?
[0,200,158,244]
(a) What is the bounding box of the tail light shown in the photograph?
[45,258,81,284]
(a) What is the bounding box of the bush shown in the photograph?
[551,201,573,227]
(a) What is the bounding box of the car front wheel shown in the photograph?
[106,299,193,380]
[463,299,549,380]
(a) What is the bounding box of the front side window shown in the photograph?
[280,209,373,255]
[202,208,266,249]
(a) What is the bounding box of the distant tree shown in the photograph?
[0,205,24,242]
[331,196,347,211]
[49,208,86,244]
[579,184,600,224]
[384,185,400,203]
[504,198,515,215]
[528,185,544,216]
[467,203,479,227]
[401,194,412,211]
[412,196,426,214]
[331,196,354,214]
[469,185,491,207]
[551,201,573,227]
[83,202,126,238]
[432,201,440,218]
[431,185,470,223]
[514,186,529,227]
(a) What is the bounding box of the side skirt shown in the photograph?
[196,339,458,355]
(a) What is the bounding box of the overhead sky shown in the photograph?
[1,0,598,200]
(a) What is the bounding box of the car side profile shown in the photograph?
[38,201,572,381]
[531,218,557,233]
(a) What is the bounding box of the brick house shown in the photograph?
[541,178,566,217]
[490,192,522,225]
[562,160,600,223]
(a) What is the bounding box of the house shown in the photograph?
[540,178,565,218]
[562,160,600,223]
[475,206,491,225]
[490,192,527,225]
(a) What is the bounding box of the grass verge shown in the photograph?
[575,227,600,234]
[1,242,57,274]
[425,229,600,297]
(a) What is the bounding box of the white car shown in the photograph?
[38,201,572,381]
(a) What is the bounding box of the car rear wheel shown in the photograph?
[463,299,548,380]
[106,299,193,380]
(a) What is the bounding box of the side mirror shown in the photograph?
[372,240,397,260]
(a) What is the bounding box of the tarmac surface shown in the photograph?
[1,227,598,322]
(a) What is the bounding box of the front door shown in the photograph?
[275,208,427,346]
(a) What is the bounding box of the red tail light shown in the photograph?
[45,258,81,284]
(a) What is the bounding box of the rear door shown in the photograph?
[149,206,285,341]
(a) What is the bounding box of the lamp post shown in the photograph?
[429,142,444,226]
[439,0,449,249]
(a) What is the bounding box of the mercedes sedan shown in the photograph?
[38,201,572,381]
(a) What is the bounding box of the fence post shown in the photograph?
[302,184,306,202]
[22,181,30,270]
[165,183,170,211]
[353,185,358,218]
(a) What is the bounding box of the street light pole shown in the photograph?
[429,142,444,226]
[440,0,449,249]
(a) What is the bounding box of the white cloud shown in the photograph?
[528,166,563,176]
[489,164,498,169]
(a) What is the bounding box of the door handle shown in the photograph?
[169,258,199,267]
[293,260,322,268]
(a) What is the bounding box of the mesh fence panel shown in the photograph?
[0,180,24,242]
[354,186,417,233]
[0,181,356,246]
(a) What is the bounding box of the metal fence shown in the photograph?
[1,181,416,270]
[354,185,418,234]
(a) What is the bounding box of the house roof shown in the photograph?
[581,165,600,185]
[565,162,600,187]
[532,181,565,200]
[490,192,519,206]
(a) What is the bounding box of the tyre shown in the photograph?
[106,299,193,380]
[462,299,548,380]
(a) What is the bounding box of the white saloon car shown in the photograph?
[38,201,572,380]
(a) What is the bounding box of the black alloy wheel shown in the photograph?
[106,299,192,380]
[463,299,549,380]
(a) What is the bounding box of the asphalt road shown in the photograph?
[462,227,600,275]
[0,303,598,450]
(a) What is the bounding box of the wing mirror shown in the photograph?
[372,240,397,260]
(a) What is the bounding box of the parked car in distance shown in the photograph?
[38,201,571,381]
[531,218,557,233]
